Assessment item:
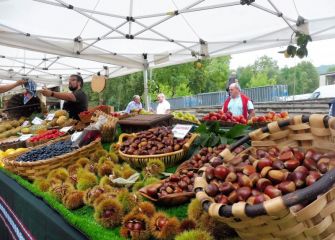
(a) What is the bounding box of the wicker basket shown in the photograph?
[79,112,93,123]
[26,134,67,148]
[3,137,102,181]
[194,114,335,240]
[117,133,198,168]
[0,137,26,151]
[172,118,200,126]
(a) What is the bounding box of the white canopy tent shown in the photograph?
[1,0,335,107]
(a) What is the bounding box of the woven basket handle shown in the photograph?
[183,133,199,151]
[116,133,136,148]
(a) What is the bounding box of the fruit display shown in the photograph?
[202,111,247,125]
[172,111,201,125]
[120,126,191,156]
[0,136,26,151]
[16,140,73,162]
[201,147,335,206]
[248,111,289,124]
[47,110,76,128]
[0,120,23,140]
[27,129,66,145]
[0,147,28,167]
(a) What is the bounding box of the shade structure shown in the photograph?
[0,0,335,90]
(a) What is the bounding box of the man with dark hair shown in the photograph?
[40,74,88,120]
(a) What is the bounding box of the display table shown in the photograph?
[0,170,88,240]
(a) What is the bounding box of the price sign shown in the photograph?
[71,132,82,142]
[172,124,193,139]
[45,113,55,121]
[32,117,43,125]
[60,126,72,133]
[21,121,30,127]
[19,134,32,141]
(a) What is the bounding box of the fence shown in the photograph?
[151,85,288,109]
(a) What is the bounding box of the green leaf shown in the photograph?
[200,134,211,147]
[226,124,248,138]
[220,136,228,145]
[209,134,220,147]
[195,124,207,134]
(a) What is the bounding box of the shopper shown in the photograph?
[0,79,27,93]
[225,71,238,93]
[222,83,255,119]
[156,93,170,114]
[125,95,143,113]
[40,74,88,120]
[329,99,335,117]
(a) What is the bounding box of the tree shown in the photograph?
[237,66,253,88]
[247,72,277,88]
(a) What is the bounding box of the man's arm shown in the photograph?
[124,102,131,113]
[247,100,255,119]
[40,88,76,102]
[0,80,26,93]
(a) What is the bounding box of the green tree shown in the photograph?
[237,66,253,88]
[247,72,277,88]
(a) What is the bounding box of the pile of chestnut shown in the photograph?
[203,146,335,205]
[146,169,197,199]
[120,127,191,155]
[181,144,246,170]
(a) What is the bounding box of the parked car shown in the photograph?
[310,85,335,99]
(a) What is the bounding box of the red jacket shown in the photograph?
[222,94,250,119]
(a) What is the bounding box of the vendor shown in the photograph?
[0,79,27,93]
[40,74,88,120]
[156,93,170,114]
[222,83,255,119]
[125,95,142,113]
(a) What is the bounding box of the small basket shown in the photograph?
[0,137,26,151]
[117,133,198,168]
[3,137,102,181]
[195,114,335,240]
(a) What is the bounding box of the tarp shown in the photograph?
[0,0,335,86]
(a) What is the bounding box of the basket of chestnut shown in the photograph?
[194,114,335,240]
[139,169,197,206]
[117,126,198,168]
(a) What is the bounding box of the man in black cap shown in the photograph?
[40,74,88,120]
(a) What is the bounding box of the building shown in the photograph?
[319,72,335,86]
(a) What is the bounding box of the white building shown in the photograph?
[319,72,335,86]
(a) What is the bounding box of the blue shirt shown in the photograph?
[125,101,142,113]
[227,95,254,116]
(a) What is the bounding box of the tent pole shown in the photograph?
[143,64,149,111]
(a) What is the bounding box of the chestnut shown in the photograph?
[306,171,321,186]
[257,158,273,171]
[249,172,261,185]
[303,159,318,171]
[228,190,238,204]
[260,166,272,178]
[242,165,256,176]
[268,147,280,157]
[278,181,296,194]
[279,151,294,161]
[225,172,237,182]
[236,187,252,202]
[264,185,282,198]
[312,153,322,162]
[256,178,272,191]
[214,166,230,180]
[247,194,270,205]
[256,149,269,158]
[268,170,285,183]
[272,160,285,170]
[317,162,328,174]
[294,166,309,176]
[214,194,229,204]
[230,156,243,166]
[205,166,215,181]
[218,182,234,195]
[287,171,306,188]
[305,149,315,160]
[170,174,180,182]
[178,180,188,190]
[237,174,252,188]
[284,160,300,171]
[146,186,158,198]
[210,157,223,167]
[293,150,305,162]
[251,189,262,196]
[205,183,219,197]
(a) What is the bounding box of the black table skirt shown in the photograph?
[0,171,88,240]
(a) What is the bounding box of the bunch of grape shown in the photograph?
[17,140,73,162]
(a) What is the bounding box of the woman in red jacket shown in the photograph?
[222,83,255,119]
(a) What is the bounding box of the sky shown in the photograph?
[230,38,335,70]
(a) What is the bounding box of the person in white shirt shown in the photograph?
[156,93,170,114]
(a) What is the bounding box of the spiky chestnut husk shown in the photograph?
[93,190,124,209]
[143,159,165,177]
[120,212,150,240]
[117,191,142,214]
[84,162,98,174]
[62,190,84,210]
[109,143,117,153]
[47,168,69,182]
[83,185,106,206]
[175,230,214,240]
[179,219,196,232]
[130,202,156,218]
[67,163,82,175]
[150,212,180,240]
[76,169,98,191]
[107,152,119,163]
[187,199,203,222]
[132,181,145,192]
[90,149,108,162]
[76,157,90,168]
[97,160,114,177]
[48,178,62,188]
[143,177,160,186]
[49,182,74,202]
[94,198,123,228]
[33,178,50,192]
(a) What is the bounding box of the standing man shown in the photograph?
[222,83,255,119]
[0,79,27,93]
[40,74,88,120]
[125,95,143,113]
[156,93,170,114]
[226,71,238,93]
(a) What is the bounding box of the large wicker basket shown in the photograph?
[117,133,198,168]
[194,114,335,240]
[3,137,102,181]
